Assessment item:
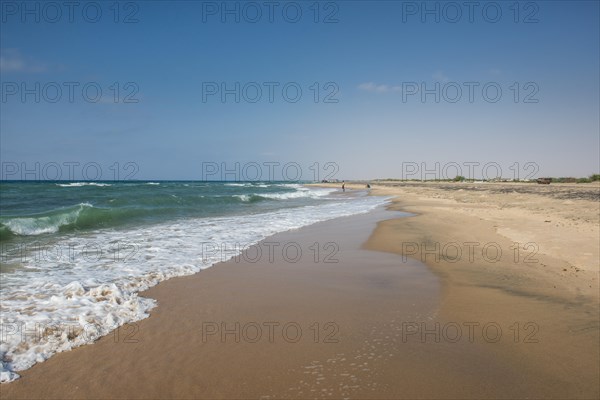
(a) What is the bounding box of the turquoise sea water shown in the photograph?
[1,181,339,240]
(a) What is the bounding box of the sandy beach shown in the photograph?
[2,183,599,399]
[3,0,599,397]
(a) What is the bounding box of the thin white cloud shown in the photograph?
[0,49,47,73]
[0,55,24,72]
[432,71,450,83]
[358,82,401,93]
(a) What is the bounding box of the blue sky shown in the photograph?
[1,0,599,180]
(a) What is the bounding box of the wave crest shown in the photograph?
[1,203,92,237]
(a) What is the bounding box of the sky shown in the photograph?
[1,0,599,181]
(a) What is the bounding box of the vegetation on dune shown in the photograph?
[373,173,600,183]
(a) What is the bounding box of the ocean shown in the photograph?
[0,181,387,382]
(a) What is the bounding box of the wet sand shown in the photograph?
[3,208,440,399]
[3,184,599,398]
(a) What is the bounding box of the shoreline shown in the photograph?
[3,207,444,399]
[3,183,599,398]
[0,185,383,384]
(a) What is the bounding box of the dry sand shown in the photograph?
[2,182,599,399]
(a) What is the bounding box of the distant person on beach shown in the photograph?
[342,182,345,192]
